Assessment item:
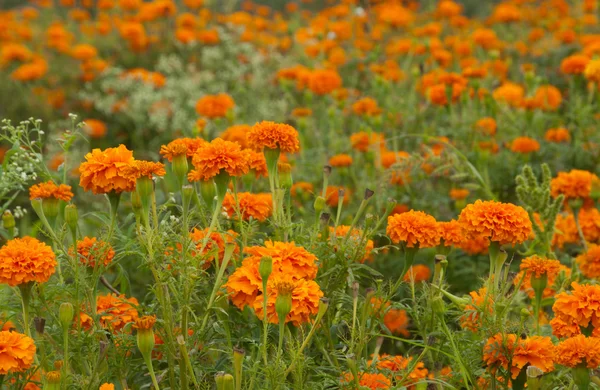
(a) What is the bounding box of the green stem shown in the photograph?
[144,355,161,390]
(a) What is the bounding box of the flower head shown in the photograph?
[133,315,156,330]
[403,264,431,282]
[515,256,568,298]
[29,181,73,202]
[70,237,115,268]
[386,210,440,248]
[0,237,56,286]
[79,145,136,194]
[483,334,552,379]
[248,121,300,153]
[510,137,540,154]
[383,308,409,337]
[220,124,251,149]
[195,93,234,119]
[458,200,532,245]
[552,282,600,338]
[438,220,464,247]
[189,228,239,268]
[460,287,493,332]
[92,293,139,333]
[0,330,36,375]
[188,138,249,181]
[124,160,166,179]
[160,138,206,162]
[329,154,353,167]
[222,192,272,221]
[551,169,599,200]
[555,335,600,367]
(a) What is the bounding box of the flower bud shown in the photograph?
[2,210,15,230]
[182,185,194,210]
[233,347,244,390]
[431,297,445,316]
[172,154,189,187]
[42,197,60,220]
[34,317,46,335]
[134,315,157,359]
[64,204,78,233]
[215,372,234,390]
[278,162,293,189]
[136,176,154,214]
[314,196,326,213]
[259,256,273,282]
[200,180,217,208]
[45,371,61,390]
[317,298,329,318]
[59,302,74,330]
[526,366,543,390]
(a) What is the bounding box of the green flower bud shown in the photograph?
[59,302,74,330]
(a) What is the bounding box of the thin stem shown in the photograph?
[144,355,161,390]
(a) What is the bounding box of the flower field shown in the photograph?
[3,0,600,388]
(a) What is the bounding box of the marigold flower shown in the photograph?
[195,93,234,119]
[458,200,532,245]
[124,160,166,179]
[83,119,107,138]
[552,212,580,249]
[561,54,590,75]
[329,154,353,167]
[545,127,571,143]
[291,182,314,197]
[533,85,562,111]
[0,330,36,375]
[449,188,469,201]
[377,355,429,384]
[222,192,272,221]
[245,149,268,177]
[475,117,497,136]
[225,241,318,310]
[383,308,409,336]
[252,275,323,325]
[492,82,524,107]
[29,181,73,202]
[342,372,391,389]
[70,237,115,268]
[352,97,382,116]
[79,145,136,194]
[387,210,440,248]
[188,138,249,181]
[133,315,156,330]
[551,169,599,200]
[291,107,312,117]
[403,264,430,282]
[577,244,600,279]
[99,384,115,390]
[510,137,540,154]
[91,293,139,332]
[220,124,251,149]
[515,256,568,298]
[307,69,342,95]
[460,287,493,332]
[0,237,56,286]
[159,138,206,162]
[578,207,600,242]
[438,220,464,247]
[585,59,600,83]
[350,131,385,152]
[247,121,300,153]
[555,335,600,368]
[381,150,410,169]
[552,282,600,338]
[189,227,239,267]
[329,225,374,263]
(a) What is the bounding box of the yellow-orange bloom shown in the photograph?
[383,308,409,337]
[252,275,323,325]
[329,154,353,167]
[99,384,115,390]
[458,200,532,245]
[159,138,206,162]
[585,59,600,83]
[91,293,139,333]
[0,330,36,375]
[545,127,571,143]
[329,225,374,263]
[438,220,464,247]
[133,315,156,330]
[188,138,249,181]
[386,210,440,248]
[403,264,430,282]
[552,282,600,338]
[510,137,540,154]
[195,93,234,119]
[577,244,600,279]
[342,372,391,389]
[79,145,136,194]
[373,354,428,385]
[352,97,382,117]
[307,69,342,95]
[70,237,115,268]
[83,119,107,138]
[124,160,166,179]
[460,287,493,332]
[561,54,590,75]
[0,237,56,286]
[515,256,568,298]
[551,169,599,200]
[248,121,300,153]
[222,192,272,222]
[29,181,73,201]
[189,227,239,268]
[555,335,600,367]
[220,124,251,149]
[225,241,318,310]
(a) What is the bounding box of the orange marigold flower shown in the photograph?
[308,69,342,95]
[460,287,493,332]
[83,119,107,138]
[552,212,579,249]
[0,237,56,286]
[577,244,600,279]
[0,330,36,375]
[374,354,428,384]
[386,210,440,248]
[561,54,590,75]
[383,308,409,337]
[545,127,571,143]
[532,85,562,111]
[29,181,73,201]
[516,257,569,299]
[248,121,300,153]
[552,282,600,338]
[325,186,350,207]
[194,93,234,119]
[79,145,136,194]
[329,225,374,263]
[510,137,540,154]
[403,264,430,282]
[93,293,139,332]
[438,220,463,247]
[222,192,272,221]
[290,181,313,197]
[380,150,410,169]
[225,241,318,310]
[70,237,115,268]
[133,315,156,330]
[220,124,251,149]
[475,117,497,136]
[245,149,268,177]
[291,107,312,117]
[188,138,249,181]
[329,154,353,167]
[585,59,600,82]
[159,138,206,162]
[555,335,600,368]
[252,275,323,325]
[352,97,382,117]
[125,160,166,179]
[551,169,599,200]
[449,188,469,200]
[350,131,385,152]
[189,227,239,268]
[342,372,391,389]
[458,200,532,245]
[511,336,555,377]
[492,82,524,107]
[578,207,600,243]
